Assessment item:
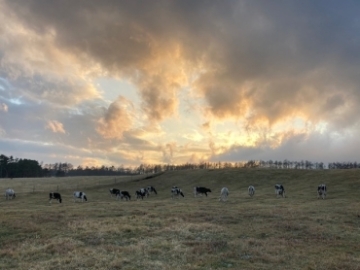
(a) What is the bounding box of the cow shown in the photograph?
[248,185,255,197]
[146,186,158,196]
[49,192,62,203]
[135,188,148,200]
[194,187,211,197]
[117,191,131,201]
[219,187,229,202]
[171,186,184,199]
[109,188,120,198]
[5,188,16,200]
[317,184,327,199]
[275,184,285,198]
[73,191,87,202]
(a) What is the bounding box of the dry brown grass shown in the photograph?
[1,168,360,269]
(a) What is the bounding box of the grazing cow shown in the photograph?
[194,187,212,197]
[171,186,184,199]
[275,184,285,198]
[49,192,62,203]
[109,188,120,198]
[5,188,16,200]
[73,191,87,202]
[146,186,158,196]
[317,184,327,199]
[248,185,255,197]
[117,191,131,201]
[135,188,148,200]
[219,187,229,202]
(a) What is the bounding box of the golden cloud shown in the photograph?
[45,120,65,134]
[97,96,134,139]
[0,103,8,112]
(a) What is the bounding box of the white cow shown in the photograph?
[5,188,16,200]
[317,184,327,199]
[73,191,87,202]
[248,185,255,197]
[219,187,229,202]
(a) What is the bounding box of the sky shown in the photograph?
[1,0,360,167]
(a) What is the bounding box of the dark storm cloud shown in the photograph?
[4,0,360,128]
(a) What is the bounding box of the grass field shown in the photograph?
[1,168,360,270]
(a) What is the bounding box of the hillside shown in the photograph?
[1,168,360,269]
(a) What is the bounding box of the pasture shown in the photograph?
[1,168,360,269]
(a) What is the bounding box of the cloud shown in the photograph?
[0,103,8,112]
[45,120,65,134]
[212,128,360,164]
[1,0,360,166]
[0,2,101,107]
[97,96,134,139]
[4,0,359,131]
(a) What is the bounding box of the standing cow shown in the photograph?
[317,184,327,199]
[194,187,211,197]
[248,185,255,197]
[135,188,148,200]
[146,186,157,197]
[49,192,62,203]
[117,191,131,201]
[219,187,229,202]
[109,188,120,198]
[171,186,184,199]
[73,191,87,202]
[5,188,16,200]
[275,184,285,198]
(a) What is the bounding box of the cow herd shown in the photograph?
[4,183,328,203]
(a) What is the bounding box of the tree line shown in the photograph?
[1,153,360,178]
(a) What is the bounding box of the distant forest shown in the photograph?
[0,153,359,178]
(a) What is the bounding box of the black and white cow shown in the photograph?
[73,191,87,202]
[275,184,285,198]
[317,184,327,199]
[5,188,16,200]
[194,187,212,197]
[109,188,120,198]
[171,186,184,199]
[135,188,148,200]
[49,192,62,203]
[248,185,255,197]
[219,187,229,202]
[146,186,157,196]
[117,191,131,201]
